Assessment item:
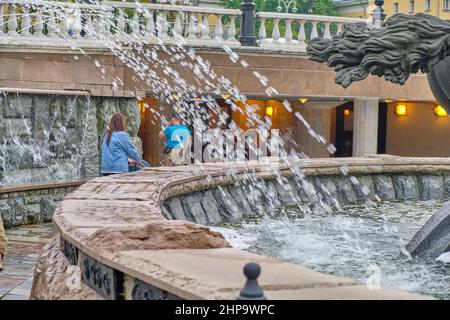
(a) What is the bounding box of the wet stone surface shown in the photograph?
[0,224,54,300]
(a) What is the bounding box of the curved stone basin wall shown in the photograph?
[32,156,449,300]
[163,172,450,225]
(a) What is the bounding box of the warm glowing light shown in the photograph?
[221,93,231,100]
[344,108,351,116]
[174,107,179,112]
[385,99,394,103]
[434,105,448,117]
[395,104,407,116]
[173,95,180,100]
[265,106,274,117]
[299,98,308,104]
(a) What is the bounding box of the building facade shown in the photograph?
[335,0,370,18]
[383,0,450,18]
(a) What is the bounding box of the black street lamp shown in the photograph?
[238,0,258,46]
[307,0,314,14]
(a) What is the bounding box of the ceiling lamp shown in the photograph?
[395,104,407,116]
[299,98,308,104]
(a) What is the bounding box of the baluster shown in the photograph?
[187,12,197,39]
[21,6,31,36]
[285,19,293,44]
[7,4,17,35]
[159,11,169,39]
[103,10,113,35]
[116,9,125,35]
[310,21,318,40]
[227,16,237,41]
[173,11,183,37]
[73,10,82,38]
[336,23,343,34]
[214,14,223,40]
[34,10,44,36]
[132,10,140,36]
[47,12,57,37]
[201,13,210,40]
[60,12,69,37]
[258,17,266,41]
[94,11,103,35]
[145,10,155,37]
[272,18,280,43]
[83,11,93,38]
[297,20,306,45]
[0,4,3,35]
[323,22,331,39]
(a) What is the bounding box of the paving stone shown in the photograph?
[0,224,54,300]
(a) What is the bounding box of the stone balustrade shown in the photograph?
[0,0,365,52]
[255,11,367,50]
[0,0,241,47]
[31,156,450,300]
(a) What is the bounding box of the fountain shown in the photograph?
[307,2,450,261]
[0,0,447,300]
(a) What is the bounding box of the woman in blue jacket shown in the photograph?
[101,112,142,176]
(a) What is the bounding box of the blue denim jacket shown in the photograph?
[101,131,141,173]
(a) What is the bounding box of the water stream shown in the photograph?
[214,200,450,299]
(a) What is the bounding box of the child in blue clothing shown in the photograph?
[159,113,191,166]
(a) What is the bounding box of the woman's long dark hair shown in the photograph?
[106,113,125,145]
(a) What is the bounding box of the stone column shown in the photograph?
[352,98,379,157]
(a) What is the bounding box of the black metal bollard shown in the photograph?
[237,262,266,300]
[238,0,258,47]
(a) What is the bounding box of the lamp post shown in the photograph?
[238,0,258,46]
[307,0,314,14]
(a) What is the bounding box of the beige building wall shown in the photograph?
[386,102,450,157]
[336,0,370,18]
[295,106,334,158]
[384,0,450,19]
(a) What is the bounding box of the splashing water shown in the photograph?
[214,200,450,299]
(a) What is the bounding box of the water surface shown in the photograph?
[214,200,450,299]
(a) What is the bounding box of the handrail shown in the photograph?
[0,0,367,53]
[256,11,367,24]
[103,1,241,16]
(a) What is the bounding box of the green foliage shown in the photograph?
[222,0,338,40]
[221,0,338,16]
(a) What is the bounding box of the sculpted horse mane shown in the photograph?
[307,13,450,87]
[308,12,450,259]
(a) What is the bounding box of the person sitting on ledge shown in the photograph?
[101,112,142,176]
[0,216,6,272]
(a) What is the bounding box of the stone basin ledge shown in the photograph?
[31,155,450,300]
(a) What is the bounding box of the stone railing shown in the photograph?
[0,0,365,52]
[256,12,367,50]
